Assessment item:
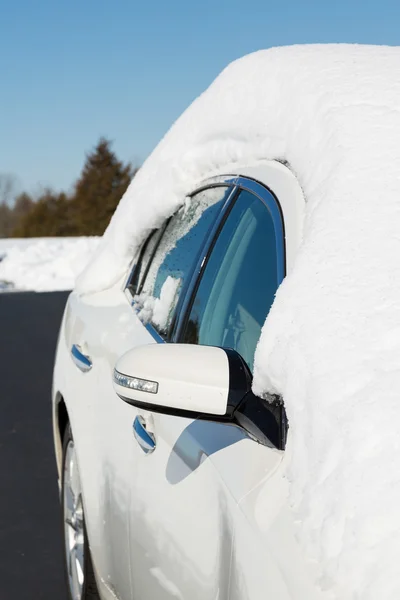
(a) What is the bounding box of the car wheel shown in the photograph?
[62,423,100,600]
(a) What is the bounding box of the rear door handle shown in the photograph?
[71,344,92,373]
[133,416,156,454]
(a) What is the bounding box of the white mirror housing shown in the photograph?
[113,343,251,419]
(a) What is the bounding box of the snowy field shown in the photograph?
[0,237,100,292]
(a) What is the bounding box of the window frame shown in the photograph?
[125,223,169,297]
[124,180,238,342]
[172,176,286,344]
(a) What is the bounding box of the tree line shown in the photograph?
[0,138,136,238]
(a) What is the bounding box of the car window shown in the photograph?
[180,188,282,372]
[126,227,166,296]
[135,186,232,336]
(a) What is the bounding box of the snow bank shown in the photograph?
[0,237,100,292]
[77,44,400,599]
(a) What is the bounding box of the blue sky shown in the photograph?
[1,0,400,196]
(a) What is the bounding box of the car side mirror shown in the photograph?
[113,343,252,420]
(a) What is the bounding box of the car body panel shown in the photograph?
[54,284,156,598]
[129,414,237,599]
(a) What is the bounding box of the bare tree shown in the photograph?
[0,173,19,206]
[0,174,20,237]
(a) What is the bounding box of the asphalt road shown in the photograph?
[0,291,70,600]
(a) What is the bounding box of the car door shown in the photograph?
[127,180,286,600]
[65,286,155,600]
[66,184,232,600]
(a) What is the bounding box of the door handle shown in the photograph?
[133,415,156,454]
[71,344,92,373]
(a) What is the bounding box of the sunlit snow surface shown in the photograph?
[76,44,400,598]
[0,237,100,292]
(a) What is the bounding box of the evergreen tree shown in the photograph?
[4,138,135,238]
[70,138,133,235]
[0,193,34,237]
[13,190,74,237]
[0,203,14,237]
[13,192,34,222]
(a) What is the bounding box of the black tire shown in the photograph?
[61,423,100,600]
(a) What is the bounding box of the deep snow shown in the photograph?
[0,237,100,292]
[75,44,400,599]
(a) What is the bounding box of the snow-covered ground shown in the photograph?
[0,237,100,292]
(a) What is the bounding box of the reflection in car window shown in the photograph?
[181,189,280,372]
[135,186,231,336]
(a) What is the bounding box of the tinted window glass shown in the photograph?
[136,186,231,336]
[181,189,279,372]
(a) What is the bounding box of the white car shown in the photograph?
[52,162,328,600]
[52,43,400,600]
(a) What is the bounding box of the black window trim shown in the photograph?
[125,222,168,296]
[167,183,239,340]
[172,177,286,344]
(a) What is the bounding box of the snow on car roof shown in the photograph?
[77,44,400,599]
